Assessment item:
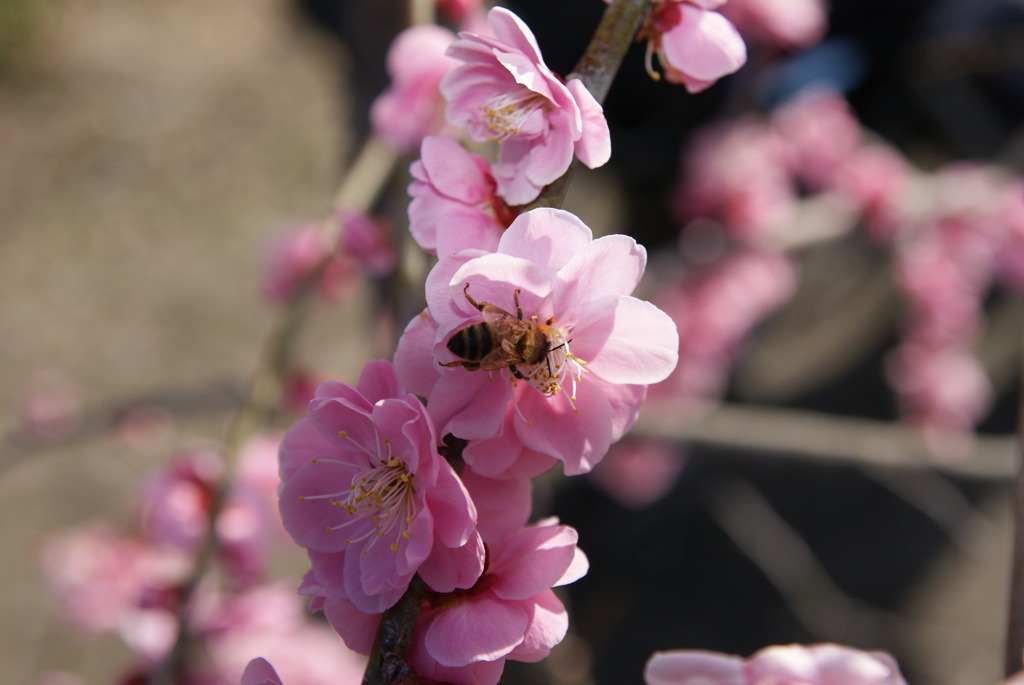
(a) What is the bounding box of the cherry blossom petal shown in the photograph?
[661,5,747,87]
[241,657,284,685]
[425,596,529,666]
[568,78,612,168]
[418,531,485,593]
[497,208,592,273]
[555,233,647,311]
[489,523,580,600]
[573,296,680,386]
[507,590,568,662]
[644,650,746,685]
[514,381,614,475]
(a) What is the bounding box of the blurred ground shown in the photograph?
[0,1,367,682]
[0,1,1014,685]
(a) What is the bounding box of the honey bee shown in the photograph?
[440,284,553,381]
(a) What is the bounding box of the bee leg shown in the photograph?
[439,359,480,371]
[510,365,526,380]
[513,288,524,320]
[462,283,485,312]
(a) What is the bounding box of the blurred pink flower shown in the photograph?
[886,343,992,453]
[338,208,396,277]
[261,212,393,305]
[209,584,366,685]
[645,643,907,685]
[719,0,827,50]
[441,7,611,205]
[394,208,679,475]
[136,438,284,587]
[241,658,283,685]
[643,0,747,93]
[278,360,482,613]
[261,222,355,304]
[651,250,796,407]
[437,0,483,23]
[40,523,191,662]
[675,117,795,243]
[832,144,909,245]
[772,89,862,191]
[371,24,459,152]
[17,370,80,441]
[408,136,517,256]
[589,438,687,508]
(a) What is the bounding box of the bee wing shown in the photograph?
[479,305,532,336]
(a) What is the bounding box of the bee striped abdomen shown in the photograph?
[447,323,497,362]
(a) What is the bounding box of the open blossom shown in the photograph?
[209,584,366,685]
[643,0,747,93]
[278,360,483,613]
[674,117,795,243]
[394,207,679,475]
[408,136,517,256]
[719,0,827,50]
[441,7,611,205]
[40,523,192,662]
[370,24,460,152]
[645,643,908,685]
[242,658,283,685]
[314,519,587,685]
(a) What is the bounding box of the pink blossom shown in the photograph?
[136,439,283,586]
[208,584,366,685]
[314,519,586,685]
[674,117,795,243]
[338,208,395,277]
[588,438,687,508]
[832,144,909,245]
[440,7,611,205]
[394,208,679,475]
[772,89,862,191]
[459,468,533,544]
[408,136,517,256]
[261,212,393,305]
[885,343,992,452]
[719,0,827,50]
[278,360,482,613]
[644,0,747,93]
[370,24,459,152]
[40,523,191,662]
[644,643,908,685]
[241,658,283,685]
[16,370,80,441]
[260,222,356,304]
[650,250,796,407]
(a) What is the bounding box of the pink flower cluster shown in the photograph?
[645,643,908,685]
[276,361,596,682]
[886,163,1024,453]
[261,209,394,305]
[268,9,689,682]
[674,90,909,247]
[650,250,796,409]
[41,437,364,684]
[663,88,1024,447]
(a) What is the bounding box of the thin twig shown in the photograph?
[635,403,1015,480]
[709,477,904,643]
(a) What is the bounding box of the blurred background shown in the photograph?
[1,0,1022,684]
